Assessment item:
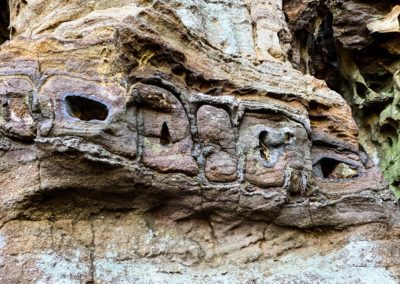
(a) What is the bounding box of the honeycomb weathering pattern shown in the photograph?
[0,0,399,283]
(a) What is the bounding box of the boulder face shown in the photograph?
[0,0,399,283]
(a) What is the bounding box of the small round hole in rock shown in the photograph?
[284,132,294,143]
[160,122,172,145]
[65,96,109,121]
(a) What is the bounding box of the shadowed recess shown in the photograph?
[314,158,359,179]
[259,131,271,162]
[0,0,9,44]
[160,122,172,145]
[65,95,109,121]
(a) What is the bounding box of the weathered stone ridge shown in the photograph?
[0,0,399,283]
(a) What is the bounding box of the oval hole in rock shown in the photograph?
[160,122,172,145]
[65,96,109,121]
[355,82,368,99]
[259,131,270,161]
[315,158,358,179]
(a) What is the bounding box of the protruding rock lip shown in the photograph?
[0,71,390,228]
[0,11,392,228]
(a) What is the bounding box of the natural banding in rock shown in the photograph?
[0,0,400,283]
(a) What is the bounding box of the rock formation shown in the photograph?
[0,0,399,283]
[283,0,400,196]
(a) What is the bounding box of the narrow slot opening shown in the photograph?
[65,96,109,121]
[259,131,270,161]
[160,122,172,145]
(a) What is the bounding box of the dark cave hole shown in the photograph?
[0,0,10,44]
[380,118,399,133]
[293,9,340,92]
[319,158,341,178]
[380,123,398,146]
[368,77,392,93]
[295,29,313,74]
[160,122,172,145]
[315,158,358,179]
[65,96,109,121]
[259,131,269,146]
[392,179,400,189]
[313,11,340,92]
[360,96,392,114]
[355,82,368,99]
[380,123,397,135]
[316,12,337,64]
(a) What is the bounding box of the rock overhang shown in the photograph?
[0,2,393,229]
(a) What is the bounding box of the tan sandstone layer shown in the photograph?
[0,0,399,283]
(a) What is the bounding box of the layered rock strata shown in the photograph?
[0,0,399,283]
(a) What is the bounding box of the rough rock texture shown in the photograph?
[0,0,399,283]
[283,0,400,196]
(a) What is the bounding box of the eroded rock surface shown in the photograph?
[283,0,400,197]
[0,0,399,283]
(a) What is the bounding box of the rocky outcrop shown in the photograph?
[283,0,400,197]
[0,0,399,283]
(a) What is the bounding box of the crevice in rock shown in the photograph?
[284,1,341,92]
[160,122,172,145]
[0,0,10,45]
[310,10,340,91]
[259,131,271,162]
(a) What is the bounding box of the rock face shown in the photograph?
[0,0,399,283]
[283,0,400,196]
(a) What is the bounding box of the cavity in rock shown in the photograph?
[65,96,109,121]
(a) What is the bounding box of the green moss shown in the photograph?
[380,140,400,198]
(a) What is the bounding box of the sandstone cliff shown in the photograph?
[0,0,399,283]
